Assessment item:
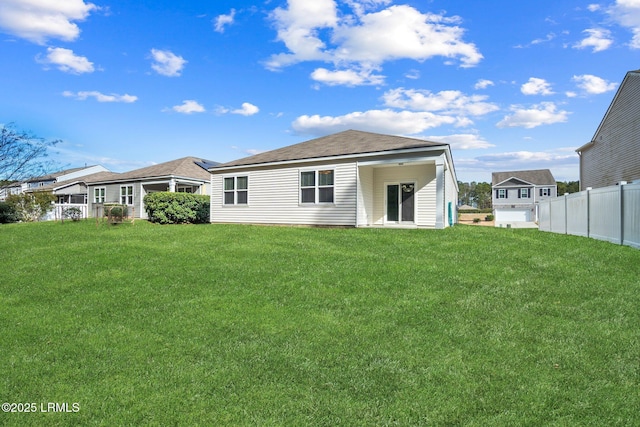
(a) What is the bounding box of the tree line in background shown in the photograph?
[458,180,580,210]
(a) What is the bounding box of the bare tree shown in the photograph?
[0,123,60,182]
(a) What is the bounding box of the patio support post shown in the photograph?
[169,179,176,192]
[435,157,445,229]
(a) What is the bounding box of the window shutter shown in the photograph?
[517,189,520,199]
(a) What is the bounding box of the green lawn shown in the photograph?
[1,220,638,426]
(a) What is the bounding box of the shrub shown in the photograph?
[62,207,83,221]
[473,217,481,223]
[144,192,210,224]
[0,202,18,223]
[103,204,128,223]
[485,214,495,221]
[6,191,55,222]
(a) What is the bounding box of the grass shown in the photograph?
[0,220,638,426]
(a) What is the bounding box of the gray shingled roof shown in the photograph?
[86,157,213,184]
[214,130,448,169]
[23,166,94,183]
[492,169,556,186]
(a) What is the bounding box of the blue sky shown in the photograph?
[1,0,639,183]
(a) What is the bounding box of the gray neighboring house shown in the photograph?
[492,169,557,227]
[209,130,458,228]
[577,69,640,190]
[0,165,110,202]
[86,157,215,219]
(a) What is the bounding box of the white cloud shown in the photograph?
[214,9,235,33]
[232,102,259,116]
[150,49,187,77]
[38,47,94,74]
[291,109,457,136]
[425,133,495,150]
[63,91,137,103]
[266,2,482,85]
[474,79,494,90]
[170,100,205,114]
[571,74,618,94]
[0,0,97,44]
[521,77,554,95]
[475,150,578,166]
[608,0,640,48]
[382,88,499,116]
[266,0,338,69]
[217,102,260,116]
[573,28,613,52]
[531,32,556,45]
[405,69,420,79]
[311,67,385,86]
[496,102,569,129]
[331,6,482,66]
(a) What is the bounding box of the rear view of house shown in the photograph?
[209,130,458,228]
[492,169,557,227]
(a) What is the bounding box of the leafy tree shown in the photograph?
[0,202,17,223]
[458,181,492,209]
[6,191,55,222]
[0,123,60,182]
[556,181,580,195]
[473,182,492,209]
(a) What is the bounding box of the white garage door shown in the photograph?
[495,209,529,222]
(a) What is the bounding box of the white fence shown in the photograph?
[539,183,640,249]
[42,203,90,221]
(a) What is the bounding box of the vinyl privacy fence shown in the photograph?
[538,182,640,249]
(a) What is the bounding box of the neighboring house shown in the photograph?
[492,169,557,227]
[209,130,458,228]
[0,165,110,202]
[86,157,215,219]
[576,69,640,190]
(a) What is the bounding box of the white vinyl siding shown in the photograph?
[211,162,357,226]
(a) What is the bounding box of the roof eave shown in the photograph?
[89,174,209,185]
[210,144,450,173]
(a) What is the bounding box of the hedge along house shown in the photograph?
[209,130,458,228]
[86,157,215,219]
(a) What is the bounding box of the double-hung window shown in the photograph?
[224,176,248,205]
[540,187,551,197]
[519,188,530,198]
[120,185,133,205]
[94,187,105,203]
[301,170,334,204]
[497,189,507,199]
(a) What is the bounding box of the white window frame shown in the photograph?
[223,176,248,205]
[497,189,506,199]
[300,169,334,204]
[540,187,551,197]
[94,187,106,203]
[120,185,133,205]
[520,188,530,198]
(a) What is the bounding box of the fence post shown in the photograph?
[620,183,625,245]
[564,193,568,235]
[586,187,591,239]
